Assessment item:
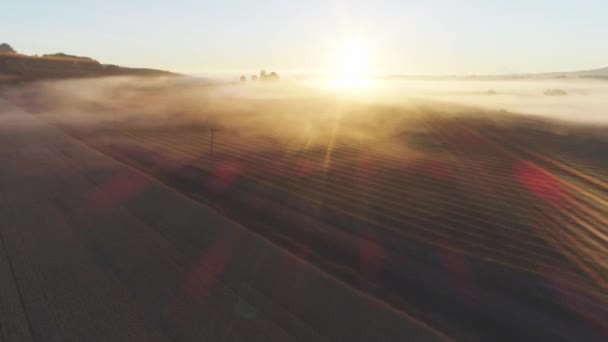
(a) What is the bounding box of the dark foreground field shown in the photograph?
[6,78,608,340]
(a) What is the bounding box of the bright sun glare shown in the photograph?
[330,41,373,89]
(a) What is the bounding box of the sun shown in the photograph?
[337,41,369,78]
[330,40,373,88]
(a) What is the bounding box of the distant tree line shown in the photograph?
[0,44,101,65]
[240,69,280,82]
[42,53,100,64]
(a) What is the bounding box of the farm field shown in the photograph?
[6,78,608,340]
[0,99,445,341]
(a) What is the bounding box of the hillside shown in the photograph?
[540,66,608,79]
[0,46,179,82]
[382,66,608,81]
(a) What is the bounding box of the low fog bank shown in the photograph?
[1,76,607,144]
[347,78,608,124]
[0,76,437,147]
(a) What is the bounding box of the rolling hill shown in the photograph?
[0,45,179,83]
[382,66,608,81]
[540,66,608,79]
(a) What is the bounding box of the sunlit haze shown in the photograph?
[2,2,608,341]
[3,0,608,76]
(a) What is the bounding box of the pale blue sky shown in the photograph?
[3,1,607,75]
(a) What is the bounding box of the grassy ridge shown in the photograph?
[0,53,178,82]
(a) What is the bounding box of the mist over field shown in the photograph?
[3,76,608,179]
[2,76,608,140]
[2,76,608,340]
[360,79,608,123]
[5,0,608,340]
[4,76,608,128]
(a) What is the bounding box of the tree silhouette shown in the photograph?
[0,43,16,54]
[257,69,280,82]
[268,71,280,81]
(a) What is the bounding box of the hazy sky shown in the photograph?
[3,1,607,75]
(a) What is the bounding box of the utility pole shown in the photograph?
[210,128,215,160]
